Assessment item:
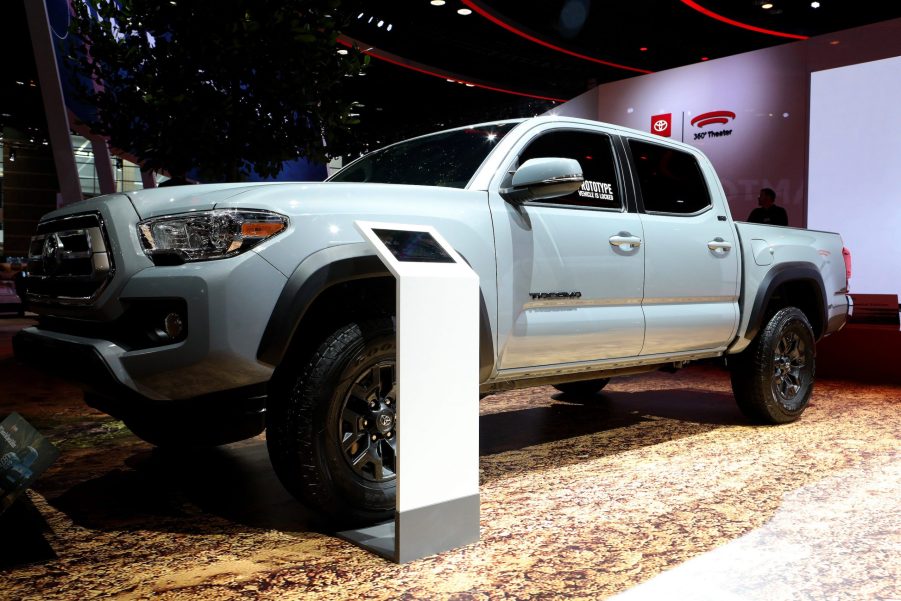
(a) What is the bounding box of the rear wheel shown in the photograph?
[553,378,610,397]
[730,307,815,424]
[266,319,397,526]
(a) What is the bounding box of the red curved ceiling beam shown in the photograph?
[680,0,809,40]
[337,35,568,103]
[460,0,652,74]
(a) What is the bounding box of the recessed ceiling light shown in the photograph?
[457,8,473,15]
[639,47,648,52]
[810,1,820,7]
[430,0,445,5]
[337,49,348,55]
[377,20,384,27]
[701,56,709,61]
[465,83,475,87]
[387,24,393,31]
[761,2,774,9]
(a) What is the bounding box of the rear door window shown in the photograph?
[628,140,711,214]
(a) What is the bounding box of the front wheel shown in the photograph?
[266,319,397,526]
[730,307,815,424]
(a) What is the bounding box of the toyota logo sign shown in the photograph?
[41,233,63,275]
[650,113,672,137]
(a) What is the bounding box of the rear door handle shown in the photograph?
[609,233,642,251]
[708,237,733,252]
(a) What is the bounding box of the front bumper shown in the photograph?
[17,249,287,403]
[13,327,268,439]
[14,327,129,397]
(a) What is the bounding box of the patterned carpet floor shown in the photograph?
[1,316,898,600]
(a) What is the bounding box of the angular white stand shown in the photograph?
[338,221,480,563]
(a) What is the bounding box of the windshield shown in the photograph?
[330,122,519,188]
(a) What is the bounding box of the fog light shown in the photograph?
[163,312,184,339]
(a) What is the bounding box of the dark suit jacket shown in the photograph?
[747,205,788,226]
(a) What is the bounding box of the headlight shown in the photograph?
[138,209,288,262]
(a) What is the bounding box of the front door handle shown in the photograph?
[609,233,642,251]
[708,237,733,253]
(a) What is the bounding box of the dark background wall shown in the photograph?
[2,143,58,257]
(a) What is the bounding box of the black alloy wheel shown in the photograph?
[266,319,397,526]
[338,359,397,482]
[771,329,809,411]
[730,307,815,424]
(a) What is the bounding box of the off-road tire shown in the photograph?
[267,319,397,526]
[730,307,815,424]
[553,378,611,397]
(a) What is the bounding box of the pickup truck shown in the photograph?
[13,116,851,525]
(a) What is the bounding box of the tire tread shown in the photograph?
[730,307,815,424]
[267,320,395,525]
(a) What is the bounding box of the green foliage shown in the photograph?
[66,0,366,181]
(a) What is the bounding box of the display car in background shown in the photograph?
[0,261,27,316]
[13,117,851,525]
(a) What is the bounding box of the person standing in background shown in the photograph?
[747,187,788,226]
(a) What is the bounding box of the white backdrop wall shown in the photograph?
[552,43,809,227]
[551,18,901,295]
[808,55,901,297]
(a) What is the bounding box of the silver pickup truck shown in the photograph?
[14,116,850,524]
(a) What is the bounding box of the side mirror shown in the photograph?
[500,157,584,204]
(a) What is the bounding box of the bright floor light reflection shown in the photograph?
[610,458,900,600]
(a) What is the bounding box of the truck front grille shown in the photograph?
[27,213,115,305]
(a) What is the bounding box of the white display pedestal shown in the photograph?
[338,221,480,563]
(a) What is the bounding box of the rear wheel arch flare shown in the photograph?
[746,263,826,342]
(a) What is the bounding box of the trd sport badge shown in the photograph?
[651,113,672,137]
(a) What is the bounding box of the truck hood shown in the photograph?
[38,181,471,224]
[123,182,303,219]
[125,181,482,221]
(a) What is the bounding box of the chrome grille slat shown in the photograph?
[26,213,115,306]
[59,251,94,259]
